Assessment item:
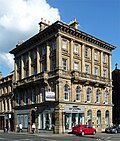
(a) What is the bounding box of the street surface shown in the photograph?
[0,131,120,141]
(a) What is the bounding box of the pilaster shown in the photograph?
[81,44,85,72]
[28,51,31,76]
[21,55,24,79]
[46,42,50,71]
[37,47,40,73]
[91,48,94,75]
[70,40,73,70]
[100,52,103,77]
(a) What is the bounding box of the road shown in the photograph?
[0,132,120,141]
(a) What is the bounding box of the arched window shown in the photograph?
[87,110,92,126]
[64,84,70,101]
[97,110,101,127]
[104,91,108,104]
[105,110,110,127]
[87,88,91,102]
[76,86,81,101]
[96,89,100,103]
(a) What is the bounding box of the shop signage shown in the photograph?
[45,91,55,101]
[64,106,85,113]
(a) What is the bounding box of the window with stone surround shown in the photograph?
[62,39,67,50]
[103,69,107,77]
[86,87,91,102]
[94,67,98,75]
[74,62,79,70]
[104,91,108,104]
[103,53,107,63]
[94,50,98,61]
[62,58,67,71]
[85,64,90,74]
[76,86,81,101]
[96,89,100,103]
[85,46,89,57]
[64,84,69,101]
[73,43,79,54]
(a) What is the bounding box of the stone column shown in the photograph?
[56,35,62,69]
[14,60,17,81]
[81,44,85,73]
[46,42,50,71]
[100,52,103,77]
[91,48,94,75]
[108,54,112,80]
[37,47,40,73]
[21,55,24,79]
[28,51,31,76]
[70,40,73,70]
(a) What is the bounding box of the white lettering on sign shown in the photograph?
[45,91,55,101]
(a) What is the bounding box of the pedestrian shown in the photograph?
[19,123,23,132]
[32,123,35,133]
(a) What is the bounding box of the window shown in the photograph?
[85,64,89,74]
[52,41,56,50]
[62,58,67,71]
[32,88,36,104]
[42,61,46,72]
[74,62,79,70]
[104,91,108,104]
[87,110,92,127]
[64,84,69,101]
[94,50,98,60]
[86,88,91,102]
[96,89,100,103]
[105,111,110,127]
[62,40,67,50]
[94,67,98,75]
[103,53,107,63]
[51,58,56,70]
[85,47,89,57]
[42,46,46,55]
[103,69,107,77]
[76,86,81,101]
[97,110,101,127]
[74,44,79,54]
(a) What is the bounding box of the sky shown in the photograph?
[0,0,120,77]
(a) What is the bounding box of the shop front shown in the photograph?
[64,105,85,132]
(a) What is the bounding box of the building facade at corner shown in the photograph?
[0,72,14,131]
[10,19,115,133]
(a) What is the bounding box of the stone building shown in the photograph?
[10,19,116,133]
[112,65,120,124]
[0,72,14,131]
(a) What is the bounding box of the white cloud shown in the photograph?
[0,0,60,74]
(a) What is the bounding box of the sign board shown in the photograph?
[45,91,55,101]
[64,106,85,113]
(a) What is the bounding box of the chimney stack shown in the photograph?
[69,18,79,29]
[0,72,2,79]
[39,18,50,32]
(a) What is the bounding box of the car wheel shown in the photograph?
[81,131,85,136]
[93,131,96,135]
[115,130,117,134]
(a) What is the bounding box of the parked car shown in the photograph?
[72,124,96,135]
[105,125,120,134]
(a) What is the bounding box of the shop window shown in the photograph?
[87,110,92,127]
[96,89,100,103]
[64,84,70,101]
[86,88,91,102]
[105,110,110,127]
[97,110,101,127]
[76,86,81,101]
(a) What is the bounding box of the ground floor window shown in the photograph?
[65,113,84,130]
[17,114,28,128]
[97,110,101,127]
[105,110,110,127]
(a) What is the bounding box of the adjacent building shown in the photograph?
[0,72,14,131]
[112,65,120,124]
[9,19,115,133]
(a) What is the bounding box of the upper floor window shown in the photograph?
[62,58,67,71]
[51,57,56,70]
[94,50,98,60]
[42,46,46,55]
[42,61,46,72]
[85,47,89,57]
[32,88,36,104]
[51,41,56,50]
[62,40,67,50]
[74,44,79,54]
[104,91,108,104]
[85,64,90,74]
[96,89,100,103]
[103,53,107,63]
[64,84,70,101]
[103,69,107,77]
[76,86,81,101]
[86,88,91,102]
[94,67,98,75]
[74,62,79,70]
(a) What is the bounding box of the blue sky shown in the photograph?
[0,0,120,77]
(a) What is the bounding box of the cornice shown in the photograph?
[10,20,116,55]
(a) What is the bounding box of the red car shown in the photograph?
[72,124,96,135]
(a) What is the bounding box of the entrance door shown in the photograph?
[31,110,35,125]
